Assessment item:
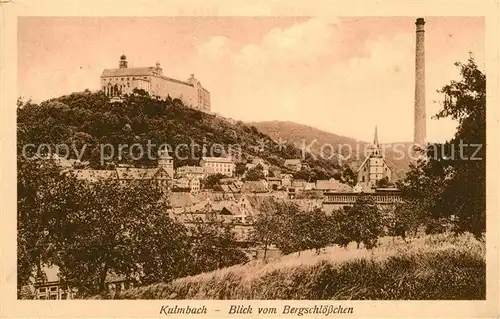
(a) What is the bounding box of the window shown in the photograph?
[39,296,46,300]
[39,288,46,293]
[50,294,58,300]
[50,287,57,292]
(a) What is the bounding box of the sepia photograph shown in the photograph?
[1,1,499,317]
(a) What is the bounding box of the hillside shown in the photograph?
[105,233,485,300]
[249,121,412,181]
[17,91,341,178]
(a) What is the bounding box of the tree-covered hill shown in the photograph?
[249,120,412,181]
[17,91,342,178]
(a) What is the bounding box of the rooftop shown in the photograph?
[101,67,194,87]
[240,181,268,193]
[201,156,234,163]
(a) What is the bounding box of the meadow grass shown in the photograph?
[111,232,485,300]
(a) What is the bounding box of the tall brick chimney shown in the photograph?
[414,18,426,147]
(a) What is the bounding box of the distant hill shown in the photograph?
[17,92,343,179]
[249,121,412,181]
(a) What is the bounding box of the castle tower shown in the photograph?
[119,54,128,69]
[188,74,197,86]
[414,18,426,147]
[155,61,162,76]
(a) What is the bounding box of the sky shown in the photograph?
[18,17,484,143]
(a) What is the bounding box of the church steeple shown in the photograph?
[373,125,379,147]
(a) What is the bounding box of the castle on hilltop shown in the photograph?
[101,55,211,112]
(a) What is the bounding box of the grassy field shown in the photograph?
[109,232,485,300]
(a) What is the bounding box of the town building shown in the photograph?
[33,280,75,300]
[323,188,402,212]
[266,177,282,190]
[101,55,211,112]
[240,180,268,193]
[72,169,118,182]
[356,126,392,188]
[189,177,201,193]
[173,176,201,193]
[280,173,293,187]
[24,265,131,300]
[284,159,302,172]
[176,165,206,179]
[115,167,172,187]
[200,156,235,177]
[174,177,190,189]
[316,178,353,192]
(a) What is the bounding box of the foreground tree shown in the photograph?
[332,197,383,249]
[386,201,426,241]
[399,56,486,238]
[18,156,191,296]
[54,179,191,295]
[187,214,248,274]
[17,157,81,295]
[250,198,282,260]
[253,198,335,256]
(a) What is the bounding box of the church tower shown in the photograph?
[356,126,392,189]
[158,148,174,178]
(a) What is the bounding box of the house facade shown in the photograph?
[200,157,235,177]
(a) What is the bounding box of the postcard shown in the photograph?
[1,0,499,318]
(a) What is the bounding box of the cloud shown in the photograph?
[196,36,231,62]
[189,17,483,143]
